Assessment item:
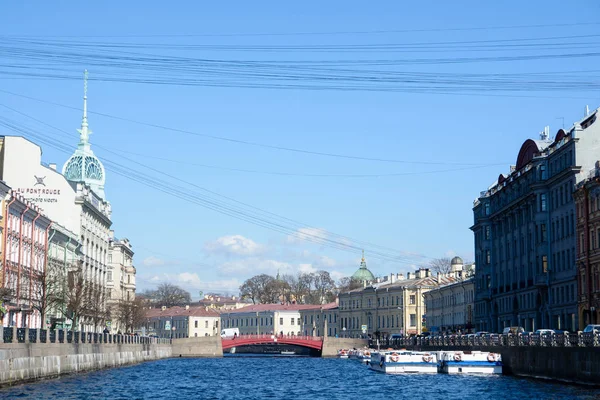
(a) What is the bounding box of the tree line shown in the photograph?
[239,271,362,305]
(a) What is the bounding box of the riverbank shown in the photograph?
[0,341,172,387]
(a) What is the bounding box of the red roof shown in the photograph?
[145,306,220,319]
[220,302,337,314]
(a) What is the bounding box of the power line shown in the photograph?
[0,110,433,266]
[3,21,599,38]
[0,89,503,167]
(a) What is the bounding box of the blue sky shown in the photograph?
[1,1,599,297]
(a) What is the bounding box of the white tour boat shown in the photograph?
[438,351,502,374]
[337,349,349,359]
[348,349,372,363]
[369,351,438,374]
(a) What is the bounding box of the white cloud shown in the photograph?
[147,272,241,296]
[142,256,165,267]
[316,255,336,268]
[444,250,457,258]
[205,235,265,256]
[298,263,317,274]
[286,227,328,245]
[330,270,346,281]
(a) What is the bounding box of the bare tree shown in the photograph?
[114,297,146,333]
[429,258,453,275]
[336,277,363,294]
[84,285,110,332]
[46,265,87,332]
[307,271,336,304]
[144,283,191,307]
[239,274,275,304]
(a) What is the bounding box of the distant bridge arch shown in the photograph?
[221,334,323,351]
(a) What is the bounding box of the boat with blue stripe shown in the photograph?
[369,351,438,374]
[438,351,503,374]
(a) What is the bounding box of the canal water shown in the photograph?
[1,356,598,399]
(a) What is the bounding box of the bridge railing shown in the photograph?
[369,332,600,349]
[222,334,323,341]
[0,327,171,345]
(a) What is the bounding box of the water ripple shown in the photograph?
[0,357,598,400]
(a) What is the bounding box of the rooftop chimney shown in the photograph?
[425,269,431,278]
[389,273,396,284]
[396,273,405,281]
[407,272,413,280]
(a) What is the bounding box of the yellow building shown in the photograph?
[339,268,457,338]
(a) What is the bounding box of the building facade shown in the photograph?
[46,222,82,330]
[0,78,114,331]
[0,183,51,328]
[423,257,475,334]
[574,167,600,329]
[107,235,136,333]
[220,304,322,336]
[196,294,250,310]
[472,109,600,333]
[339,267,456,338]
[107,236,136,303]
[145,305,220,339]
[298,302,338,337]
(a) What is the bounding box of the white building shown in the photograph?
[107,235,136,302]
[0,74,113,331]
[220,304,322,336]
[145,305,221,339]
[106,235,136,333]
[423,257,476,334]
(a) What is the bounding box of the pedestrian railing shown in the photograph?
[0,327,171,345]
[369,332,600,349]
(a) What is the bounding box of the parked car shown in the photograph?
[474,331,489,337]
[583,324,600,333]
[502,326,525,335]
[534,329,555,335]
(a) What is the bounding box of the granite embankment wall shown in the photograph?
[409,345,600,385]
[0,341,172,387]
[171,336,223,357]
[321,337,368,357]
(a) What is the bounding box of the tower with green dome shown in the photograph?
[62,70,107,199]
[351,250,375,282]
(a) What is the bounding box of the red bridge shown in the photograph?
[221,334,323,350]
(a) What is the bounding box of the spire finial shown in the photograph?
[361,249,365,262]
[78,69,92,145]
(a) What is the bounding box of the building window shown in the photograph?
[107,271,112,281]
[484,203,490,216]
[540,224,547,243]
[486,250,491,264]
[194,321,198,328]
[540,194,547,212]
[542,255,548,273]
[108,254,112,263]
[409,295,416,305]
[205,320,208,328]
[291,318,295,326]
[410,314,416,327]
[280,318,283,325]
[485,226,491,240]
